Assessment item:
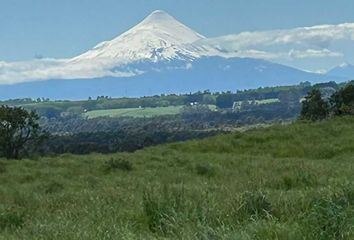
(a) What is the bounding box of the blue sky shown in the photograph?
[1,0,354,61]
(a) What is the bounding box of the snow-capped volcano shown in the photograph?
[0,10,343,100]
[71,10,213,66]
[0,10,222,85]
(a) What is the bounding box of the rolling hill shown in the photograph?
[0,117,354,239]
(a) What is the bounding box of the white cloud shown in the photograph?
[199,23,354,50]
[287,49,343,59]
[232,50,282,60]
[229,49,342,61]
[196,23,353,72]
[0,59,136,85]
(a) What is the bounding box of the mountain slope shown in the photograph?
[71,10,214,65]
[327,63,354,80]
[0,57,337,100]
[1,117,354,238]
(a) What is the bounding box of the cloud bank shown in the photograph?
[198,22,353,71]
[200,23,354,51]
[0,59,136,85]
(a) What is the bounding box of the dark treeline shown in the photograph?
[41,103,300,134]
[40,129,222,155]
[38,102,300,155]
[300,81,354,121]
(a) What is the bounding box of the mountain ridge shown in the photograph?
[327,63,354,79]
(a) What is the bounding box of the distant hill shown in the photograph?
[1,116,354,238]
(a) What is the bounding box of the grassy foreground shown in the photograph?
[1,117,354,239]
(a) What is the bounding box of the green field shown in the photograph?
[84,105,217,119]
[84,106,184,118]
[233,98,280,109]
[1,117,354,239]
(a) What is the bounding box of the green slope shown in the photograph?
[84,105,217,119]
[1,117,354,239]
[84,106,184,118]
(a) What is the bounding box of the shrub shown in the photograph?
[104,158,133,172]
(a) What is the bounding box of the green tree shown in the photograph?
[278,90,301,109]
[0,106,44,159]
[330,83,354,115]
[300,89,329,121]
[216,93,235,108]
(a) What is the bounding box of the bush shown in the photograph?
[104,158,133,172]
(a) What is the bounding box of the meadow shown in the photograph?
[84,106,184,119]
[84,105,217,119]
[0,117,354,239]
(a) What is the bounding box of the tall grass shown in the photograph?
[0,117,353,239]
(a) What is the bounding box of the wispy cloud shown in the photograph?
[229,49,343,61]
[287,49,343,59]
[0,59,136,84]
[200,23,354,50]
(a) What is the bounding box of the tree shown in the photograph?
[216,93,235,108]
[278,90,301,109]
[300,89,329,121]
[330,83,354,115]
[0,106,45,159]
